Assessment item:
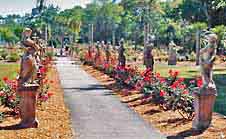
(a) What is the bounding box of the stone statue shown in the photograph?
[17,28,41,128]
[18,28,40,88]
[94,41,100,63]
[192,33,218,131]
[168,41,177,65]
[105,42,111,63]
[144,43,154,71]
[199,33,218,90]
[118,39,126,67]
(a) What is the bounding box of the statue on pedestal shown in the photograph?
[118,39,126,67]
[144,35,155,71]
[17,28,40,128]
[199,33,218,90]
[168,41,177,65]
[94,41,100,63]
[105,42,111,63]
[192,33,218,131]
[144,43,154,71]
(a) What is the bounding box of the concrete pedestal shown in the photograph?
[192,87,217,130]
[18,85,39,128]
[168,52,177,65]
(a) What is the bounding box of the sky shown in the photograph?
[0,0,92,16]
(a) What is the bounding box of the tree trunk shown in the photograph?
[196,30,200,65]
[203,2,212,28]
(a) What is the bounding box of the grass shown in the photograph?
[0,63,19,85]
[153,64,226,115]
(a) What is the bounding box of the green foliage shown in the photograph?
[6,52,20,62]
[2,0,226,56]
[0,27,18,44]
[212,25,226,38]
[45,51,55,58]
[0,49,8,60]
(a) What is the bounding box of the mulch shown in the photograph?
[0,67,73,139]
[82,64,226,139]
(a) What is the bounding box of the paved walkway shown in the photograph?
[56,57,166,139]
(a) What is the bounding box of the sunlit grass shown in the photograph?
[0,63,19,85]
[154,64,226,78]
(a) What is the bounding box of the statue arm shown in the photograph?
[208,49,216,63]
[23,39,40,51]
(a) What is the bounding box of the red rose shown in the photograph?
[179,84,186,89]
[168,69,173,75]
[43,79,48,84]
[183,90,189,94]
[174,71,179,77]
[178,78,184,83]
[156,72,161,78]
[40,67,47,74]
[0,91,5,97]
[47,92,54,97]
[3,77,8,82]
[159,77,166,83]
[196,77,203,88]
[160,90,166,97]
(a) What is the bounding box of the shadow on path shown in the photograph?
[63,84,107,91]
[0,124,33,130]
[167,128,204,139]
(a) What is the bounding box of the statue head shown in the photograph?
[23,28,32,38]
[119,38,124,46]
[207,34,218,44]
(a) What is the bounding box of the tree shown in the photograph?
[0,27,18,46]
[173,0,226,27]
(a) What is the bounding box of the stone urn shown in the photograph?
[192,87,217,130]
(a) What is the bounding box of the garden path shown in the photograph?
[56,57,166,139]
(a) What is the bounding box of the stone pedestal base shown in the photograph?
[192,87,216,130]
[18,85,39,128]
[168,54,177,65]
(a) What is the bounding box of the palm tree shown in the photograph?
[36,0,46,13]
[135,0,162,70]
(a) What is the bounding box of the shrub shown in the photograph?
[6,52,20,62]
[45,51,55,59]
[0,78,20,116]
[80,46,204,120]
[0,49,8,60]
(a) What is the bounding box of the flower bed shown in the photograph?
[0,67,73,139]
[80,48,203,120]
[0,56,54,122]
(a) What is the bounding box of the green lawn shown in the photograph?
[154,64,226,115]
[0,63,19,85]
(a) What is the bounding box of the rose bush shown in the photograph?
[81,47,203,120]
[0,56,54,121]
[0,78,20,116]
